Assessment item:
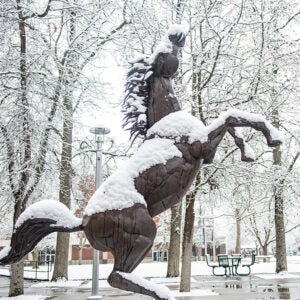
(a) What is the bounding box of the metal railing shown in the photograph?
[0,260,53,281]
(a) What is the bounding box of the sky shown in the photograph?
[76,52,130,144]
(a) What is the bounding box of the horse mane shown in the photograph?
[121,56,153,141]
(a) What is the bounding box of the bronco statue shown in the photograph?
[0,25,283,300]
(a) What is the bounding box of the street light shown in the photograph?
[88,126,110,300]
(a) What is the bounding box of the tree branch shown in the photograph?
[269,224,300,244]
[287,151,300,173]
[276,11,300,31]
[24,0,52,20]
[80,20,130,70]
[199,36,222,91]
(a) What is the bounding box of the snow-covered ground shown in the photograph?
[1,256,300,299]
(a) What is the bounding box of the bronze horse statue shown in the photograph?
[0,25,283,300]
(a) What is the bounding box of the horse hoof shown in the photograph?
[241,156,255,162]
[268,139,282,147]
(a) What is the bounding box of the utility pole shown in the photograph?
[88,126,110,300]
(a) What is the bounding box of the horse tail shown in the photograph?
[0,200,82,265]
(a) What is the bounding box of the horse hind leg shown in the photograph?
[109,270,175,300]
[107,205,174,300]
[108,238,174,300]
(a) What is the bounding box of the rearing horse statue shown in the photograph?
[0,25,283,300]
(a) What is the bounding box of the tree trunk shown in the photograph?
[273,111,287,273]
[274,176,287,272]
[31,247,39,269]
[262,244,268,256]
[180,193,195,292]
[52,92,73,280]
[52,232,70,280]
[167,202,182,277]
[52,3,75,280]
[9,260,24,297]
[8,1,29,295]
[235,208,241,254]
[9,200,25,296]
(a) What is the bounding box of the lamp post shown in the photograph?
[88,126,110,300]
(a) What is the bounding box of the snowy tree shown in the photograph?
[0,0,299,296]
[177,0,300,285]
[0,1,57,295]
[0,0,130,294]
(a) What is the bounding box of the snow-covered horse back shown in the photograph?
[0,25,283,300]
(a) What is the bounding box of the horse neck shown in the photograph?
[147,76,181,128]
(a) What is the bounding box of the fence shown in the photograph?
[0,260,53,281]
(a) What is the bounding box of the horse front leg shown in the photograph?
[202,109,283,163]
[221,109,283,147]
[227,127,256,162]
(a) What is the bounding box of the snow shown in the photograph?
[86,108,283,216]
[150,24,186,63]
[167,24,187,37]
[32,278,83,288]
[150,277,197,284]
[2,258,300,299]
[147,111,207,143]
[149,38,172,63]
[172,289,218,297]
[208,109,284,142]
[0,296,45,300]
[234,128,256,160]
[117,271,174,300]
[0,246,11,260]
[84,138,182,215]
[244,143,256,160]
[256,271,300,279]
[15,200,82,230]
[122,56,151,138]
[2,257,297,282]
[147,109,284,145]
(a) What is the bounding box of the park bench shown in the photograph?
[205,254,226,276]
[206,253,258,276]
[218,254,241,276]
[206,254,242,276]
[255,255,272,263]
[236,252,256,276]
[217,254,230,276]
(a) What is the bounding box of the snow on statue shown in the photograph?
[0,25,283,300]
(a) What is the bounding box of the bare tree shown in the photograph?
[0,1,55,296]
[48,0,129,280]
[0,0,130,292]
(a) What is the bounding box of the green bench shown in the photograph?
[236,252,256,276]
[206,253,256,276]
